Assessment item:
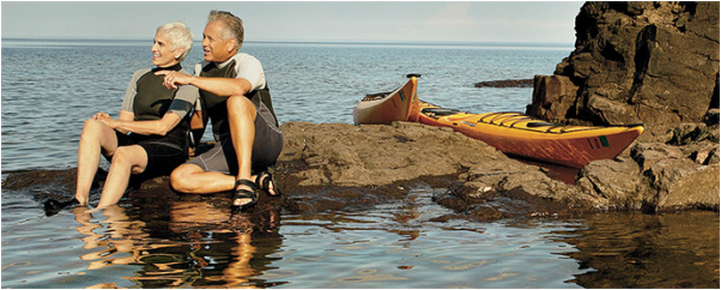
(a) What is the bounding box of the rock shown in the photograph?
[576,158,649,211]
[646,158,720,210]
[705,146,720,165]
[527,75,583,124]
[276,121,507,187]
[631,142,685,172]
[528,2,720,139]
[2,121,718,220]
[474,79,534,88]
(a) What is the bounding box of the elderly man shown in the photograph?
[158,10,283,210]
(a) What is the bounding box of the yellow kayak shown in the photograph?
[417,101,644,168]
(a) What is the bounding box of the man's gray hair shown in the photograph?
[208,10,244,50]
[157,22,193,62]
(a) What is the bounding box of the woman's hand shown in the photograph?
[92,111,116,129]
[92,111,111,120]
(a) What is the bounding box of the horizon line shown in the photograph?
[2,37,574,48]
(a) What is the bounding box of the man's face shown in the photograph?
[202,21,235,62]
[151,32,181,68]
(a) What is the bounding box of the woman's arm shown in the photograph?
[98,111,181,136]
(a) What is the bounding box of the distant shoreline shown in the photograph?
[2,37,573,49]
[475,79,535,88]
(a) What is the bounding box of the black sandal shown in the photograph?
[234,179,259,210]
[255,171,282,197]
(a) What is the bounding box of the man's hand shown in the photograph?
[155,70,193,90]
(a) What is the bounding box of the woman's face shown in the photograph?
[151,32,182,68]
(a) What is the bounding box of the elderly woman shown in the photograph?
[74,22,197,208]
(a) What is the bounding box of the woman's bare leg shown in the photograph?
[76,119,119,205]
[96,145,148,208]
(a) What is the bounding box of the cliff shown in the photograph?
[527,2,719,139]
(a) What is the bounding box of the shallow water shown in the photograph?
[3,180,575,288]
[2,40,719,288]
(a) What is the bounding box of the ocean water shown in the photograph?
[2,39,563,172]
[2,39,718,288]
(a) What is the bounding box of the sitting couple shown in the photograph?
[74,10,283,210]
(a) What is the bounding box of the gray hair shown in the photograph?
[156,22,193,62]
[208,10,244,50]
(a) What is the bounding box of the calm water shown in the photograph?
[2,39,718,288]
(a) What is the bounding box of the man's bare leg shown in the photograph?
[227,95,258,206]
[170,163,236,194]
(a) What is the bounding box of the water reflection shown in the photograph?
[556,211,719,288]
[71,201,284,288]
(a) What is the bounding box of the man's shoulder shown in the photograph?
[232,53,261,64]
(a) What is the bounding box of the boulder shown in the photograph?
[528,2,720,139]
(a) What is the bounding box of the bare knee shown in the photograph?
[110,146,145,174]
[227,95,257,118]
[170,164,202,193]
[80,119,103,140]
[110,147,131,167]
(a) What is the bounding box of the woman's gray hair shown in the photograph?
[156,22,193,62]
[208,10,244,50]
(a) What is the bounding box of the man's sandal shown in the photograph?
[234,179,259,210]
[255,171,282,197]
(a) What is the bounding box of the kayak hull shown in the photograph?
[417,102,644,168]
[353,77,418,125]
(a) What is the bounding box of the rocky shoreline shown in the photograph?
[5,116,717,221]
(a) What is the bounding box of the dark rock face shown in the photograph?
[528,2,719,138]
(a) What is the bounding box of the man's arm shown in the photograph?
[156,70,253,97]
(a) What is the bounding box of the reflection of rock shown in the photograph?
[558,211,719,288]
[2,120,718,220]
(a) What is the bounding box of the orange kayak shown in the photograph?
[353,76,419,125]
[417,101,644,168]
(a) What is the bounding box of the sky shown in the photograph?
[1,1,584,44]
